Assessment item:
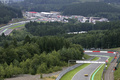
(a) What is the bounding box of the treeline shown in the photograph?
[69,29,120,49]
[62,2,120,20]
[10,0,80,12]
[0,34,84,78]
[25,21,120,49]
[25,21,120,36]
[104,0,120,3]
[0,3,23,24]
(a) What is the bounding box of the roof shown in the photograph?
[29,12,37,13]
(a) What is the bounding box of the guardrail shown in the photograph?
[115,55,120,69]
[101,55,117,80]
[56,50,118,80]
[101,65,106,80]
[56,57,94,80]
[101,51,119,80]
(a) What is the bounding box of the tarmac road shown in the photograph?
[0,21,29,36]
[72,57,107,80]
[0,28,13,35]
[85,52,115,57]
[72,52,116,80]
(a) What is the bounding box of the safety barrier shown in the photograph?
[56,50,118,80]
[56,57,94,80]
[101,57,115,80]
[84,50,116,54]
[116,55,120,69]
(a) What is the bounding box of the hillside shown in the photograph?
[62,2,120,15]
[104,0,120,3]
[0,3,23,24]
[9,0,103,12]
[10,0,80,11]
[62,2,120,20]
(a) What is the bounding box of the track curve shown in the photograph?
[72,52,116,80]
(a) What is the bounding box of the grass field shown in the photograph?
[106,57,114,70]
[110,47,120,80]
[9,24,25,29]
[107,47,120,80]
[107,47,120,52]
[91,57,99,61]
[60,57,99,80]
[90,56,114,80]
[90,64,105,80]
[114,64,120,80]
[60,63,90,80]
[84,54,91,59]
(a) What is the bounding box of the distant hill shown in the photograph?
[9,0,105,12]
[10,0,81,11]
[62,2,120,20]
[62,2,120,16]
[104,0,120,3]
[0,3,22,24]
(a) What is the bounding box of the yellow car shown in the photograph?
[84,74,88,77]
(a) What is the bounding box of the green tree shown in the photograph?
[0,65,5,78]
[37,63,47,73]
[23,35,31,44]
[3,41,9,49]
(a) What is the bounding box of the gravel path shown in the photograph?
[5,67,67,80]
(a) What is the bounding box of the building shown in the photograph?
[89,17,109,24]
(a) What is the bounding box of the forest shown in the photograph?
[62,2,120,20]
[9,0,80,12]
[25,21,120,36]
[0,3,23,24]
[1,19,120,79]
[25,21,120,49]
[1,0,120,79]
[104,0,120,3]
[0,31,84,79]
[10,1,120,20]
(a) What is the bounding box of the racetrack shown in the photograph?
[72,52,116,80]
[72,57,107,80]
[0,21,29,36]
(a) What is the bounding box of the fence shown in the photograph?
[116,55,120,69]
[56,57,94,80]
[101,54,117,80]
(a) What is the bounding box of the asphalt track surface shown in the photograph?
[0,21,29,36]
[72,52,116,80]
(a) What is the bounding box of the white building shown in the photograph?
[89,17,109,24]
[82,17,89,23]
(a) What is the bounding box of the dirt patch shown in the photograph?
[44,75,58,80]
[5,67,67,80]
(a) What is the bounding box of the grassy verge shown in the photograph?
[90,64,105,80]
[60,57,99,80]
[106,57,114,70]
[107,47,120,52]
[107,47,120,80]
[9,24,25,29]
[91,57,99,61]
[60,63,90,80]
[84,54,91,59]
[114,64,120,80]
[90,57,113,80]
